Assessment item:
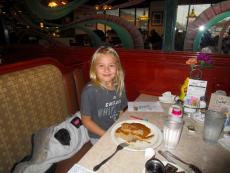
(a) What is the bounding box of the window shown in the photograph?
[120,9,135,25]
[106,9,119,16]
[151,11,163,26]
[136,8,149,31]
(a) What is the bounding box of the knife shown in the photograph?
[158,150,200,173]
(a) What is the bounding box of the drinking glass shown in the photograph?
[163,120,183,149]
[203,110,225,143]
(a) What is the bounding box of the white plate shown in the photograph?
[111,120,163,151]
[142,161,185,173]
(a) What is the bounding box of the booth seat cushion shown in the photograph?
[0,64,68,173]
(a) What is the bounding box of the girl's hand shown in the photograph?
[119,111,124,118]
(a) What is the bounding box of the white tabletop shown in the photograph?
[77,94,230,173]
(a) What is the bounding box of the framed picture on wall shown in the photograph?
[151,11,163,26]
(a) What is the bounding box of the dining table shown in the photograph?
[74,94,230,173]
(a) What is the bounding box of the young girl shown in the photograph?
[80,46,128,144]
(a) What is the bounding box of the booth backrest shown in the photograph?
[0,58,83,173]
[2,46,230,101]
[59,48,230,101]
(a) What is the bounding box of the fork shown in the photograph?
[93,142,129,171]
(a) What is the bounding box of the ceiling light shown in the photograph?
[48,0,68,8]
[188,8,197,19]
[138,9,148,21]
[48,1,58,7]
[199,25,205,31]
[95,4,112,11]
[40,22,44,28]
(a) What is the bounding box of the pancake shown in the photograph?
[115,122,153,142]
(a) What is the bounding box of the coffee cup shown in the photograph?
[145,158,165,173]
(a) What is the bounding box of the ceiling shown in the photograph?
[0,0,225,9]
[0,0,228,49]
[75,0,224,6]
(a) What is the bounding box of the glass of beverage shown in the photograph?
[203,110,225,143]
[163,120,183,150]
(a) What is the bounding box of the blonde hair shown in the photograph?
[90,46,125,96]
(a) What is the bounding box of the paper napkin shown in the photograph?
[68,164,94,173]
[128,101,163,112]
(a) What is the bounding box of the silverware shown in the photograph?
[162,150,202,173]
[158,150,175,164]
[93,142,129,171]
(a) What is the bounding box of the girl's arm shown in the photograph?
[119,111,125,118]
[119,105,128,118]
[82,115,105,137]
